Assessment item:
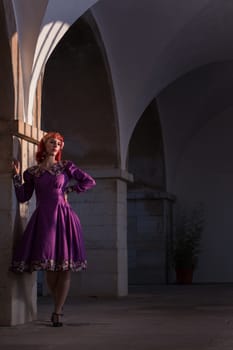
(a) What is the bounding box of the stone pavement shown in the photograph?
[1,284,233,350]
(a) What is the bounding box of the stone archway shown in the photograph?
[41,11,120,168]
[41,12,129,296]
[127,99,174,288]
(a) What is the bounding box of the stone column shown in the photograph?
[0,120,43,325]
[0,121,14,325]
[69,169,133,297]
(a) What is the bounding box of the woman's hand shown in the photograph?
[12,159,20,176]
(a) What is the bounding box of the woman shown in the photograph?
[11,132,96,327]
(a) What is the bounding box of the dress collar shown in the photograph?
[27,160,67,177]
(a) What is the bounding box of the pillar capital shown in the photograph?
[85,168,133,183]
[127,188,176,201]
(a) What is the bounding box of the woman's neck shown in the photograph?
[41,156,57,168]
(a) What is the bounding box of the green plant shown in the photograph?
[171,204,205,270]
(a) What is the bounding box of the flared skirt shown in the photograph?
[10,202,87,272]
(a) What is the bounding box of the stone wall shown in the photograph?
[0,120,44,325]
[68,169,132,296]
[127,189,175,286]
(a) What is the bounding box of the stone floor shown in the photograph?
[1,284,233,349]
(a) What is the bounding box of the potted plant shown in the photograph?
[171,204,205,284]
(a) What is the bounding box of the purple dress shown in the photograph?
[11,160,96,273]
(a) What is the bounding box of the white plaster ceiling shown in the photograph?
[11,0,233,166]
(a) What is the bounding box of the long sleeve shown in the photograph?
[65,161,96,193]
[12,169,35,203]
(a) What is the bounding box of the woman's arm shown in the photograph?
[12,161,35,202]
[65,161,96,193]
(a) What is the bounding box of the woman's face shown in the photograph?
[45,137,62,157]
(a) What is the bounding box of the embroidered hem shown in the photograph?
[10,259,87,273]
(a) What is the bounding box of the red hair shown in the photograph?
[36,132,64,164]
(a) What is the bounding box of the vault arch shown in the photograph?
[41,11,120,168]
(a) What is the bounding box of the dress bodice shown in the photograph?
[13,160,96,204]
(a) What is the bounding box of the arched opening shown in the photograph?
[40,11,124,297]
[41,11,120,168]
[157,60,233,283]
[127,99,173,288]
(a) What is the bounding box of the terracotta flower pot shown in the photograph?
[175,268,194,284]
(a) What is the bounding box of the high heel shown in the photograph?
[51,312,63,327]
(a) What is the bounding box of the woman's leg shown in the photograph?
[46,270,71,326]
[54,270,71,314]
[46,271,59,300]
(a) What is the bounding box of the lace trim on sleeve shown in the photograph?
[12,174,21,188]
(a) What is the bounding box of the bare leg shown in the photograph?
[46,271,71,312]
[46,270,71,326]
[54,271,71,314]
[46,271,59,299]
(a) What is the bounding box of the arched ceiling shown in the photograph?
[12,0,98,122]
[92,0,233,165]
[11,0,233,167]
[157,61,233,190]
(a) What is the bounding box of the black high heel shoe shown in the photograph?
[51,312,63,327]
